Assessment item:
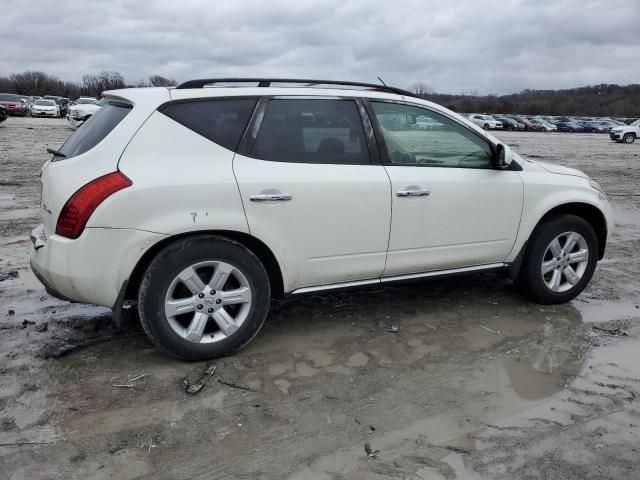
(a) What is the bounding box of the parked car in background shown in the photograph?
[494,116,523,131]
[610,119,639,144]
[468,114,503,130]
[0,105,7,123]
[67,98,104,127]
[593,120,618,132]
[509,115,543,131]
[0,93,27,116]
[555,121,587,133]
[578,121,607,133]
[30,78,612,360]
[30,99,60,117]
[43,96,69,117]
[528,118,557,132]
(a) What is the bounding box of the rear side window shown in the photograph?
[251,99,370,164]
[59,104,131,159]
[161,99,257,151]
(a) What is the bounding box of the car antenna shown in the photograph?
[377,76,387,86]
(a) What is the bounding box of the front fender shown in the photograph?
[506,173,613,263]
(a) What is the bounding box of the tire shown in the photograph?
[483,123,489,130]
[517,215,598,305]
[623,133,636,144]
[138,235,271,360]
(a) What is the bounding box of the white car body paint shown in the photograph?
[30,85,613,309]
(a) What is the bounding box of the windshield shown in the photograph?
[0,93,21,101]
[632,119,640,127]
[35,100,55,106]
[77,98,96,104]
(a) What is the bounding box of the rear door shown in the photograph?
[233,97,391,291]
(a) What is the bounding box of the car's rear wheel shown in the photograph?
[517,215,597,304]
[138,235,271,360]
[623,133,636,144]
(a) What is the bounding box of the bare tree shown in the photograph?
[412,82,433,97]
[148,75,177,87]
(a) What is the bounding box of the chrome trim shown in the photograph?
[291,263,506,294]
[292,278,380,294]
[381,263,505,283]
[396,190,431,197]
[249,193,292,202]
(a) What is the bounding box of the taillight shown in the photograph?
[55,171,132,239]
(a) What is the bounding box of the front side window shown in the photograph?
[59,103,131,159]
[251,99,370,164]
[371,102,493,169]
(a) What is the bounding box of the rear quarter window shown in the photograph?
[160,99,257,151]
[59,103,131,159]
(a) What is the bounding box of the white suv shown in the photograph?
[30,78,613,360]
[468,114,503,130]
[609,119,639,144]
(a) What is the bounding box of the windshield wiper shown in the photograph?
[46,148,66,158]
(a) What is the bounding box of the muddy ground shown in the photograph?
[1,116,639,479]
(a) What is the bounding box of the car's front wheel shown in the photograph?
[623,133,636,144]
[138,235,271,360]
[517,215,597,304]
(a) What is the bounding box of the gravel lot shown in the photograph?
[1,116,639,480]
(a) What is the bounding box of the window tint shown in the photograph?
[161,99,257,151]
[371,102,493,169]
[251,99,370,164]
[59,103,131,159]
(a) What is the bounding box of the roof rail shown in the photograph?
[175,78,419,98]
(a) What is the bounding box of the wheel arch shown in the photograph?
[531,202,607,260]
[125,230,285,303]
[508,201,607,280]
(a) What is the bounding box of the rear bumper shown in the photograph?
[29,224,166,307]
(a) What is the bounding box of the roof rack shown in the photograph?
[175,78,418,98]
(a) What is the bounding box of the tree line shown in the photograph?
[0,71,177,99]
[414,82,640,117]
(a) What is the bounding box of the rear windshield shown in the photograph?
[59,103,131,159]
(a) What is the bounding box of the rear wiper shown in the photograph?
[46,148,66,158]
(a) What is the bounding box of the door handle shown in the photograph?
[396,190,431,197]
[249,193,292,202]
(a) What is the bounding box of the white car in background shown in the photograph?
[67,97,104,128]
[468,114,503,130]
[30,78,612,360]
[30,99,59,117]
[609,119,639,144]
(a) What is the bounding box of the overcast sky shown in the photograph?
[2,0,639,94]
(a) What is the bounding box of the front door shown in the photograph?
[367,100,524,276]
[234,97,391,291]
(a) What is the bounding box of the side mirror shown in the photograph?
[495,143,514,169]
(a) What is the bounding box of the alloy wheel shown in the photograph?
[540,232,589,293]
[164,261,252,343]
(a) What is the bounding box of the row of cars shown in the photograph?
[467,113,637,135]
[0,93,104,127]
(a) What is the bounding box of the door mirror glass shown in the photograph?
[496,143,514,168]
